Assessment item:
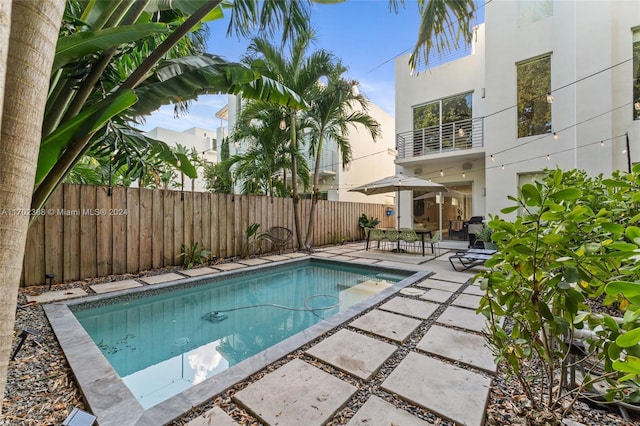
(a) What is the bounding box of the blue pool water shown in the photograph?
[72,262,409,408]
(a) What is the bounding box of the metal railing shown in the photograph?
[396,118,484,160]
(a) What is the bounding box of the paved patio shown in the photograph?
[38,240,496,425]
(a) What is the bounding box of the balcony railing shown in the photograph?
[396,118,484,160]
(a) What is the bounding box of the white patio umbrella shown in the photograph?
[349,174,447,230]
[413,189,466,201]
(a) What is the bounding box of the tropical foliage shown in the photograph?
[478,167,640,418]
[33,0,310,213]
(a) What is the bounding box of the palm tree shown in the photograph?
[390,0,476,71]
[302,76,381,248]
[242,31,337,248]
[231,100,310,196]
[0,0,66,412]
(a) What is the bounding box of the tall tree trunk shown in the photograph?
[304,135,325,248]
[289,113,303,249]
[0,0,65,409]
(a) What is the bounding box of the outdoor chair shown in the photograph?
[448,248,497,271]
[399,228,419,253]
[264,226,292,254]
[367,228,386,250]
[383,229,400,251]
[424,230,441,255]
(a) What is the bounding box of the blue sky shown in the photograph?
[139,0,424,133]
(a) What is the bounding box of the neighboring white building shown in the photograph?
[144,127,217,192]
[220,94,397,205]
[394,0,640,238]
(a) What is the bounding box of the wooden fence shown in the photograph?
[22,184,395,286]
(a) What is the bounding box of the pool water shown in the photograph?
[72,262,409,408]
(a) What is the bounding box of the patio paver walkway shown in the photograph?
[89,279,142,294]
[345,395,432,426]
[138,273,183,285]
[349,309,422,343]
[305,329,396,380]
[381,352,491,426]
[234,359,356,426]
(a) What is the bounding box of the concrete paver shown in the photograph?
[234,359,356,426]
[419,289,454,303]
[259,255,289,262]
[437,306,488,333]
[212,263,245,271]
[27,287,88,304]
[236,258,270,266]
[90,280,142,294]
[379,297,439,320]
[417,325,497,374]
[349,309,422,343]
[463,284,485,296]
[429,271,473,284]
[282,252,309,259]
[452,293,483,310]
[347,257,380,265]
[381,352,491,426]
[306,329,396,380]
[138,273,183,285]
[187,407,238,426]
[346,395,432,426]
[311,251,338,258]
[417,279,462,292]
[180,267,219,277]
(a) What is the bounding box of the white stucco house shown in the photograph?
[394,0,640,239]
[144,126,218,192]
[219,94,397,206]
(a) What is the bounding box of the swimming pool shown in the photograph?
[45,258,425,425]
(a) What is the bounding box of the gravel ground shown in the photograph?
[1,263,638,426]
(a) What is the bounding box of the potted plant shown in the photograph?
[358,213,380,239]
[474,224,496,250]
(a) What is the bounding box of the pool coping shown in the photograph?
[44,257,430,426]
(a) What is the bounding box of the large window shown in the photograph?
[412,93,473,153]
[413,92,473,129]
[634,29,640,120]
[517,55,552,138]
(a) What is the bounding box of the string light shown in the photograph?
[440,170,444,176]
[635,102,640,111]
[546,154,550,161]
[462,172,466,178]
[501,165,505,170]
[622,148,628,154]
[458,128,465,137]
[490,154,495,162]
[553,132,558,140]
[600,140,604,147]
[546,92,554,103]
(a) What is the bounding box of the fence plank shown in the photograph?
[163,190,174,266]
[44,187,64,286]
[126,188,140,273]
[23,212,45,286]
[80,185,97,279]
[200,192,210,252]
[218,194,227,258]
[96,186,112,276]
[183,192,194,248]
[211,193,219,259]
[151,189,163,269]
[62,185,81,281]
[174,191,184,264]
[139,188,153,272]
[111,187,127,275]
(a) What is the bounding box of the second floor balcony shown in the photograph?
[396,118,484,160]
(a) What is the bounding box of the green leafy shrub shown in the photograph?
[477,167,640,418]
[358,213,380,229]
[241,223,266,258]
[179,242,211,268]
